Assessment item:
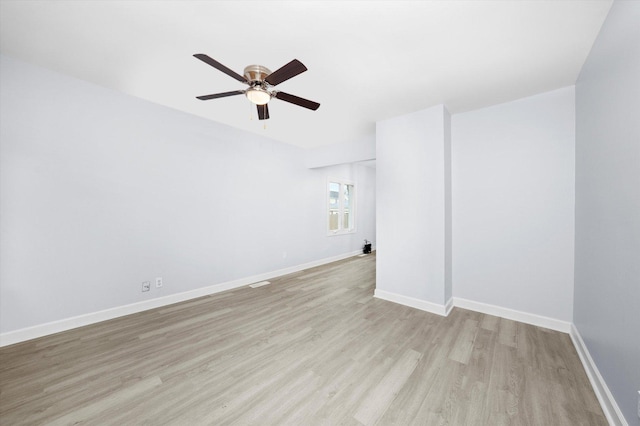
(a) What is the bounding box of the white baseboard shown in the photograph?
[0,250,363,347]
[373,292,571,333]
[453,297,572,333]
[374,289,450,316]
[444,297,454,316]
[569,324,628,426]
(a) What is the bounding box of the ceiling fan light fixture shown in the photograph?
[246,87,271,105]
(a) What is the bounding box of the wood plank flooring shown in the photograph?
[0,253,607,425]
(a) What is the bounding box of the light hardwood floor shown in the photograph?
[0,254,606,425]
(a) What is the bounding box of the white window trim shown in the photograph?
[327,177,356,236]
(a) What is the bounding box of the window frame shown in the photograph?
[327,178,356,236]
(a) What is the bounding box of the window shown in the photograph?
[328,179,355,234]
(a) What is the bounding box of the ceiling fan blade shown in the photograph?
[193,54,247,83]
[196,90,245,100]
[273,91,320,111]
[265,59,307,86]
[257,104,270,120]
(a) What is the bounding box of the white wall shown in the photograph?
[0,54,376,335]
[376,105,450,307]
[305,134,375,169]
[452,87,575,322]
[574,1,640,423]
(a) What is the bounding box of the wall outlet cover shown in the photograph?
[155,277,163,288]
[142,281,151,292]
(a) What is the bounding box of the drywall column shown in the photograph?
[375,104,452,314]
[574,1,640,423]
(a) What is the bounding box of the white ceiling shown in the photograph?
[0,0,612,149]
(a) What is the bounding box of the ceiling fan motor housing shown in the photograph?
[244,65,272,85]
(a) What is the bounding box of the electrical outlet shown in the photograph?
[142,281,150,292]
[155,277,163,288]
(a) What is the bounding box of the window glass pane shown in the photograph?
[343,184,353,230]
[329,182,340,231]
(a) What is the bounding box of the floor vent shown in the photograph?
[249,281,271,288]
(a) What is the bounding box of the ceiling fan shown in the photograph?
[194,54,320,120]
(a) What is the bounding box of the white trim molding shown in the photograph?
[372,292,572,332]
[0,249,363,347]
[569,324,628,426]
[452,297,572,333]
[444,297,454,316]
[374,289,450,316]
